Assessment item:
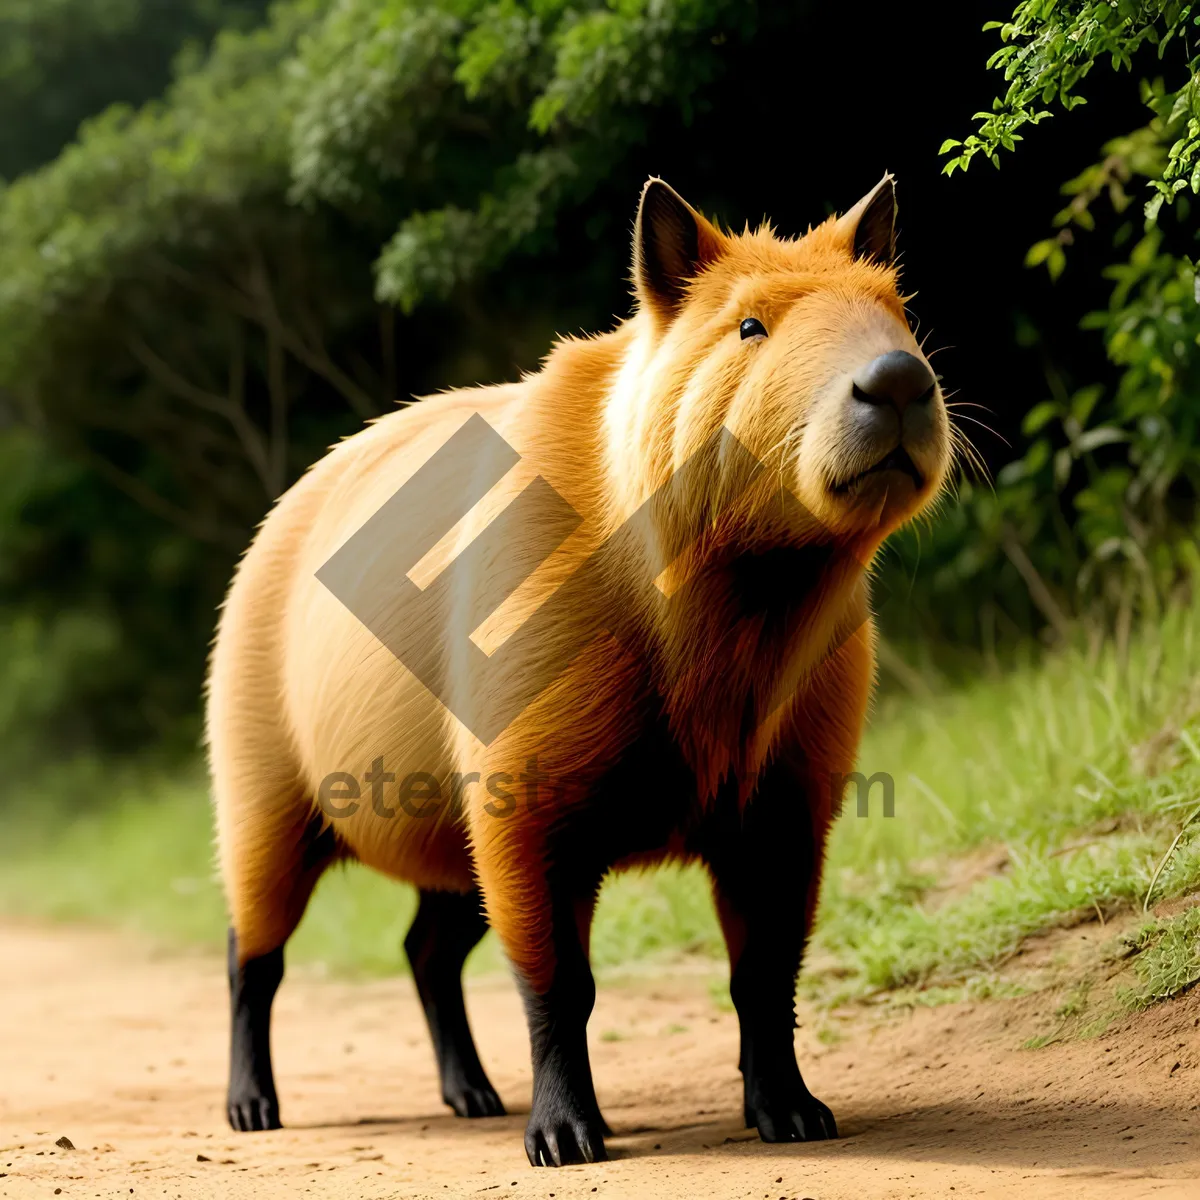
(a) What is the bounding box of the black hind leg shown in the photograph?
[227,928,284,1131]
[405,889,505,1118]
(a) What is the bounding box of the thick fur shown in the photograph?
[207,176,951,1162]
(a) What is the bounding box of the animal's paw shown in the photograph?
[445,1077,506,1119]
[227,1090,281,1132]
[524,1096,608,1166]
[744,1080,836,1143]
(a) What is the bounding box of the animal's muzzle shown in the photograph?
[835,351,939,491]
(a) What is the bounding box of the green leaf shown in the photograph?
[1074,427,1129,454]
[1022,400,1060,435]
[1054,447,1072,489]
[1025,238,1056,268]
[1070,384,1103,426]
[996,459,1027,487]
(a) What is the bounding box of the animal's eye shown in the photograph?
[740,317,768,341]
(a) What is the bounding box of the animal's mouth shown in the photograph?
[832,445,924,494]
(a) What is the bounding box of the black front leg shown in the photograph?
[703,790,837,1143]
[519,893,609,1167]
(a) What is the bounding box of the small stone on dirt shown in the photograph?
[54,1136,74,1150]
[196,1154,211,1162]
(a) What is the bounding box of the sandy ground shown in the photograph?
[1,922,1198,1200]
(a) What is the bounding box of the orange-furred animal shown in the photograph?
[207,175,952,1165]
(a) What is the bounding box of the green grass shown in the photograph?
[812,596,1200,1001]
[1116,906,1200,1010]
[3,597,1200,1012]
[0,758,722,977]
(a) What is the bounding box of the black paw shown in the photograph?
[445,1078,506,1118]
[745,1085,836,1143]
[524,1100,608,1166]
[227,1092,281,1132]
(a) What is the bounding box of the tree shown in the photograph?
[1,0,1165,754]
[0,0,271,179]
[0,0,766,755]
[930,1,1200,641]
[0,0,761,551]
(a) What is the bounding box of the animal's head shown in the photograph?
[605,176,953,554]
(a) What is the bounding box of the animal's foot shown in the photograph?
[227,1090,281,1132]
[444,1076,506,1118]
[524,1094,608,1166]
[744,1077,836,1143]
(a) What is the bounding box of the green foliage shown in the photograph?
[816,589,1200,1001]
[375,149,581,310]
[0,6,312,403]
[1009,102,1200,616]
[288,0,750,307]
[1119,905,1200,1007]
[288,3,465,213]
[0,0,758,753]
[897,0,1200,649]
[0,426,215,762]
[2,0,1199,755]
[0,0,271,179]
[944,0,1200,218]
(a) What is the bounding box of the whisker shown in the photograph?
[758,425,799,468]
[951,413,1010,447]
[949,423,986,464]
[948,423,993,485]
[943,400,994,413]
[956,446,993,489]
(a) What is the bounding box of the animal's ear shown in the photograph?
[836,174,897,266]
[633,178,725,318]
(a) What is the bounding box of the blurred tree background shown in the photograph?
[0,0,1196,776]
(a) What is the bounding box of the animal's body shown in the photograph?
[207,176,952,1165]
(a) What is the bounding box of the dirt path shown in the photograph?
[0,922,1197,1200]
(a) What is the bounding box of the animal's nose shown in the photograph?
[852,350,936,412]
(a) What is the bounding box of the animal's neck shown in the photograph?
[643,534,870,801]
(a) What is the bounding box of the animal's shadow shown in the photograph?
[290,1093,1192,1170]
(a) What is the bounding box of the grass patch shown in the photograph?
[811,595,1200,1001]
[2,596,1200,1013]
[1117,906,1200,1010]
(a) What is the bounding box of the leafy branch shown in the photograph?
[943,1,1199,220]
